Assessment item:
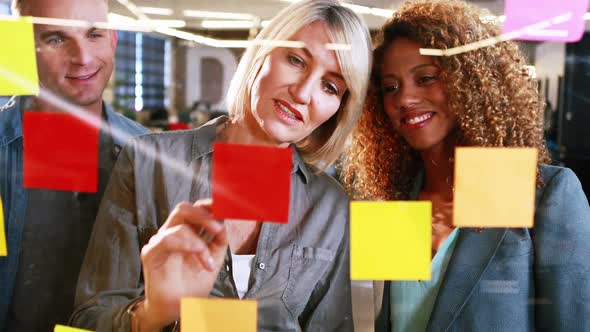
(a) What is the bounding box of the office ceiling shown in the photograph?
[109,0,506,31]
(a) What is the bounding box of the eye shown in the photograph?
[287,54,305,68]
[382,83,399,94]
[89,33,103,39]
[417,76,437,84]
[322,80,339,95]
[47,37,64,45]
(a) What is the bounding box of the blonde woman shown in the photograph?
[71,0,372,331]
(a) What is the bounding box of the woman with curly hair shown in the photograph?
[343,1,590,331]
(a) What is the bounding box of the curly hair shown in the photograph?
[342,0,549,200]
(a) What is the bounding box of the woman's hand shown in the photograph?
[136,199,228,330]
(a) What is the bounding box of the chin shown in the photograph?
[267,131,296,146]
[268,130,301,146]
[71,95,102,107]
[409,144,429,152]
[262,121,302,144]
[405,139,437,152]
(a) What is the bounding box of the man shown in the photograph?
[0,0,149,330]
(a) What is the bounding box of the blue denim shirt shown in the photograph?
[0,97,149,327]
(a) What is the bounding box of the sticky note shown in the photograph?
[23,111,99,192]
[350,201,431,280]
[181,298,257,332]
[54,325,92,332]
[211,143,292,223]
[453,147,537,228]
[0,193,6,256]
[0,17,39,95]
[502,0,589,42]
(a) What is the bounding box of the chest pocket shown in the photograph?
[281,245,335,317]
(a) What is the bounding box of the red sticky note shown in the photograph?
[23,111,99,192]
[212,143,292,223]
[503,0,588,42]
[168,122,191,131]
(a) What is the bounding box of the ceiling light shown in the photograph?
[341,3,371,15]
[183,10,255,20]
[370,8,395,18]
[156,27,251,48]
[201,20,257,29]
[108,12,135,21]
[137,7,174,16]
[143,19,186,28]
[107,13,185,30]
[116,0,149,20]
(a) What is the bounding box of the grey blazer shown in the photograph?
[374,165,590,332]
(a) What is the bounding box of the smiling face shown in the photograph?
[25,0,116,110]
[380,37,457,152]
[248,20,347,146]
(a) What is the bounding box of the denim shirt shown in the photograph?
[0,97,149,327]
[71,116,353,332]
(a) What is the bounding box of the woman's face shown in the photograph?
[249,20,347,146]
[380,37,457,152]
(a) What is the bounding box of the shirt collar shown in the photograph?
[0,96,26,145]
[103,102,126,147]
[0,97,133,148]
[190,115,310,184]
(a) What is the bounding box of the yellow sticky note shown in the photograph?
[350,201,431,281]
[0,193,6,256]
[453,147,537,228]
[54,325,92,332]
[181,298,257,332]
[0,17,39,95]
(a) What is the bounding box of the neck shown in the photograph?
[31,97,103,118]
[419,141,455,200]
[222,111,289,148]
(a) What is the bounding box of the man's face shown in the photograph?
[24,0,116,108]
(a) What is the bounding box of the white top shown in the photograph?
[231,254,255,299]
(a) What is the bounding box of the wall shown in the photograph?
[534,41,566,107]
[533,19,590,107]
[182,44,239,112]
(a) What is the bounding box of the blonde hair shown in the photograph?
[11,0,108,15]
[226,0,372,169]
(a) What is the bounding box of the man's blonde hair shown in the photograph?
[11,0,108,15]
[226,0,372,169]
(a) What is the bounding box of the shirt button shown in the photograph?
[112,145,122,159]
[258,263,266,270]
[226,265,230,272]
